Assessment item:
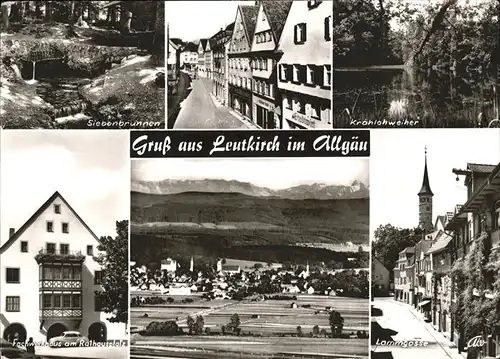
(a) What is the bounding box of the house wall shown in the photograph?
[0,195,126,342]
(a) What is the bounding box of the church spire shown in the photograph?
[418,146,433,196]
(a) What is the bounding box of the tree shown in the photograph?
[329,311,344,337]
[194,315,204,335]
[94,220,128,324]
[296,325,303,337]
[228,313,240,334]
[320,328,328,337]
[187,315,195,335]
[312,325,320,336]
[44,1,53,22]
[372,224,423,274]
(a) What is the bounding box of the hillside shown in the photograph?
[131,191,369,265]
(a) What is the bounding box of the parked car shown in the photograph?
[48,331,89,348]
[0,338,27,358]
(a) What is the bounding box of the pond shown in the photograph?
[333,67,499,128]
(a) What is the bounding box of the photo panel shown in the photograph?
[370,129,500,359]
[129,156,369,358]
[0,130,130,359]
[333,0,500,129]
[0,0,165,130]
[166,0,332,129]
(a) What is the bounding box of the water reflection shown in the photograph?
[333,67,498,128]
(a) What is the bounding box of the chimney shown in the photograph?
[9,228,15,237]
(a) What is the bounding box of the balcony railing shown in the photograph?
[39,309,82,319]
[39,280,82,290]
[35,250,85,264]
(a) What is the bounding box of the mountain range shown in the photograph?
[131,179,369,200]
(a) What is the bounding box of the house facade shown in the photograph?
[197,39,208,77]
[167,39,180,94]
[228,4,259,121]
[249,0,292,129]
[444,163,500,356]
[276,0,332,129]
[180,42,199,69]
[372,257,390,297]
[204,39,214,79]
[212,23,234,105]
[0,192,126,344]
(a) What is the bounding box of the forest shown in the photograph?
[333,0,499,128]
[0,1,165,129]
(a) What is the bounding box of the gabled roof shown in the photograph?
[199,39,208,51]
[170,38,184,48]
[183,42,199,53]
[0,191,100,254]
[240,5,259,44]
[435,215,446,229]
[427,232,453,254]
[261,0,293,43]
[468,163,497,173]
[225,22,235,32]
[418,149,433,196]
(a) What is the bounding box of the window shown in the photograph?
[323,65,331,87]
[294,23,307,44]
[293,64,300,82]
[306,65,315,85]
[298,100,306,115]
[324,16,332,41]
[20,241,28,253]
[307,0,322,8]
[46,221,54,233]
[94,295,103,311]
[72,294,81,308]
[310,103,320,119]
[269,84,274,98]
[54,294,61,308]
[60,243,69,255]
[46,243,56,254]
[285,95,292,110]
[73,266,82,280]
[63,294,71,308]
[264,59,268,71]
[62,222,69,234]
[87,245,93,256]
[43,294,52,309]
[280,64,287,81]
[63,266,72,279]
[94,270,103,285]
[6,296,20,312]
[54,204,61,214]
[6,268,20,283]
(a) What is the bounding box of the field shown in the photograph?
[131,336,369,358]
[131,294,368,338]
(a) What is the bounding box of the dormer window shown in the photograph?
[307,1,322,9]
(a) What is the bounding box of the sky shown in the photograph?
[131,158,369,190]
[167,1,254,42]
[0,131,129,245]
[370,129,500,241]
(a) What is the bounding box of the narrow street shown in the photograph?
[173,78,256,129]
[372,298,464,359]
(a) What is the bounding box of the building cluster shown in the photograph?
[169,0,332,129]
[386,152,500,357]
[130,257,364,300]
[0,192,126,344]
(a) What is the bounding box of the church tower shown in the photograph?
[418,147,434,232]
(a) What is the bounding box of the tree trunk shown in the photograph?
[35,1,41,19]
[110,6,117,28]
[10,2,22,22]
[70,1,75,22]
[44,1,53,22]
[1,3,11,30]
[152,1,164,63]
[119,4,132,34]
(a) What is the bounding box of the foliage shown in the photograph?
[372,224,423,275]
[227,314,241,335]
[187,315,204,335]
[144,321,183,336]
[329,311,344,337]
[94,220,128,323]
[296,326,303,337]
[312,325,320,336]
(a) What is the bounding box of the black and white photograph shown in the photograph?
[0,0,165,129]
[129,158,369,359]
[370,129,500,359]
[333,0,499,128]
[167,0,332,129]
[0,131,129,359]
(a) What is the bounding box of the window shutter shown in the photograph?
[286,64,293,81]
[324,17,330,41]
[293,24,298,44]
[303,24,307,43]
[299,65,306,83]
[314,66,323,86]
